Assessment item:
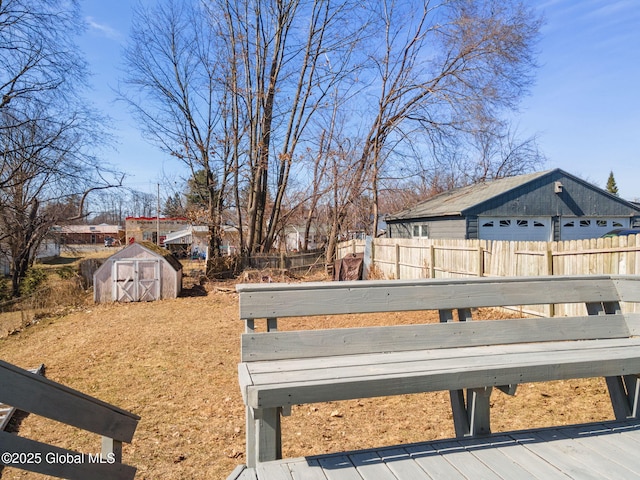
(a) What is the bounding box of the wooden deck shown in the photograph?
[228,419,640,480]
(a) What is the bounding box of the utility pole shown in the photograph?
[157,183,161,246]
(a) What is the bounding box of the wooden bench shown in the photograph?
[0,360,139,480]
[236,275,640,468]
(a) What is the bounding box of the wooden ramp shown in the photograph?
[228,419,640,480]
[0,364,44,431]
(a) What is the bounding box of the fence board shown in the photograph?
[336,234,640,316]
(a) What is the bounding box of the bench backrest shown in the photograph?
[241,314,632,361]
[238,275,640,320]
[238,275,640,362]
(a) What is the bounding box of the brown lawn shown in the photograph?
[0,274,615,479]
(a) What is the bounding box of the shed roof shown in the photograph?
[101,242,183,272]
[135,241,183,271]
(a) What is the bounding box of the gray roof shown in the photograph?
[386,170,553,221]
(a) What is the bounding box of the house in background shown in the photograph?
[52,224,123,246]
[164,224,244,258]
[124,217,190,246]
[386,169,640,242]
[278,224,329,252]
[1,233,60,275]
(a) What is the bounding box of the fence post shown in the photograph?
[546,248,554,275]
[395,244,400,280]
[546,248,555,317]
[429,245,436,278]
[363,236,372,280]
[477,246,484,277]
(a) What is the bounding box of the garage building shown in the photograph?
[386,169,640,241]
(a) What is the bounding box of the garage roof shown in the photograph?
[386,170,551,221]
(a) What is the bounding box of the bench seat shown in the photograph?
[243,336,640,409]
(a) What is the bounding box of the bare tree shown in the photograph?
[121,0,235,268]
[302,132,329,250]
[218,0,368,253]
[0,103,115,295]
[0,0,87,111]
[323,137,369,264]
[0,0,119,296]
[120,0,542,262]
[351,0,542,235]
[464,122,546,183]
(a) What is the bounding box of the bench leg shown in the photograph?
[450,390,470,437]
[246,407,257,468]
[450,387,492,437]
[606,375,640,420]
[101,437,122,463]
[631,375,640,418]
[467,387,492,436]
[246,407,282,467]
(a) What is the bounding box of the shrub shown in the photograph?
[0,276,10,302]
[56,265,77,280]
[19,267,48,297]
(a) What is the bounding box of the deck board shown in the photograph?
[228,420,640,480]
[460,436,539,479]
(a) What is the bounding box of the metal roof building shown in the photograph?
[386,169,640,241]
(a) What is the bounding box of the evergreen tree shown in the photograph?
[162,193,185,217]
[185,170,211,210]
[606,171,619,196]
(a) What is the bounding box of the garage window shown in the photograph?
[412,225,428,238]
[561,217,631,240]
[479,216,551,241]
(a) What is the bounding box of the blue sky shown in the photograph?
[79,0,640,201]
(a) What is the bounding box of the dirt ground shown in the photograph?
[0,273,616,479]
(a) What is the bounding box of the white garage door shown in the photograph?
[560,218,629,241]
[479,217,551,241]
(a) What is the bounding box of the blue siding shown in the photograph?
[466,171,638,217]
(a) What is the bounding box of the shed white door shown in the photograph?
[478,217,552,241]
[112,259,160,302]
[560,218,629,240]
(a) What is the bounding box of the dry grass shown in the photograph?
[0,279,92,338]
[0,274,616,479]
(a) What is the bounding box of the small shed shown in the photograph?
[93,242,183,303]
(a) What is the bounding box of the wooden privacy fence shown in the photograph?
[337,235,640,316]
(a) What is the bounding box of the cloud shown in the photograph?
[86,16,123,42]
